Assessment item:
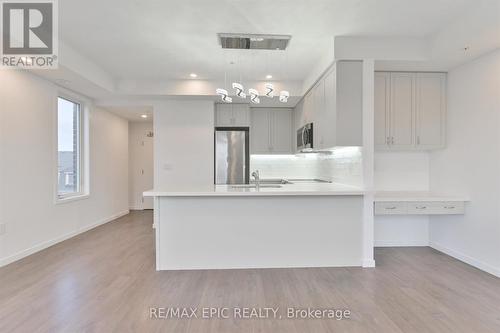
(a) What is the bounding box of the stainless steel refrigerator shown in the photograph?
[214,127,249,184]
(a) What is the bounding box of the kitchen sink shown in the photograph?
[231,184,282,189]
[250,179,291,185]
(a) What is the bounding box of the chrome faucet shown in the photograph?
[251,170,260,188]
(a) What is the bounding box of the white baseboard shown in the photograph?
[129,206,143,211]
[0,210,129,268]
[362,259,376,267]
[430,241,500,278]
[375,240,429,247]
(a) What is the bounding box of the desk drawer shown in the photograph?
[374,202,407,215]
[433,201,465,214]
[406,201,465,215]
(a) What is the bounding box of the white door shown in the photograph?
[390,73,415,148]
[141,129,154,209]
[130,123,154,210]
[374,72,390,148]
[215,104,233,126]
[250,109,271,153]
[416,73,446,149]
[272,109,293,154]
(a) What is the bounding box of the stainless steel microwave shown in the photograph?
[297,123,313,151]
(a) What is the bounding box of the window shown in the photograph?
[57,97,83,199]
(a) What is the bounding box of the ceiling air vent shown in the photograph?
[218,33,291,50]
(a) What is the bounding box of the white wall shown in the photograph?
[0,70,129,266]
[374,152,430,246]
[153,100,215,188]
[429,49,500,277]
[129,122,154,209]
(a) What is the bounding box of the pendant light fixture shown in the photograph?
[248,88,260,104]
[216,88,232,103]
[232,82,246,98]
[232,57,247,99]
[216,66,232,103]
[264,83,274,98]
[279,48,289,103]
[279,90,289,103]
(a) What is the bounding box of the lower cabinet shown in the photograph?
[250,108,293,154]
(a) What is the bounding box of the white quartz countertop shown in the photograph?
[144,182,365,197]
[374,191,470,202]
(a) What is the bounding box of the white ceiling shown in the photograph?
[102,106,154,122]
[59,0,478,83]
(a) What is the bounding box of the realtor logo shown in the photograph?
[1,0,58,68]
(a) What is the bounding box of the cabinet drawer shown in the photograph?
[406,202,436,214]
[432,201,465,214]
[375,202,407,215]
[406,201,465,215]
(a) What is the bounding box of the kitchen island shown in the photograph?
[144,183,371,270]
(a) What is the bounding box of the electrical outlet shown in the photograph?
[0,223,6,235]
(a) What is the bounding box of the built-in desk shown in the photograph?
[374,192,469,215]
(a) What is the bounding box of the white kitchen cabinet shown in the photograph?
[375,71,446,150]
[294,61,362,151]
[215,103,250,127]
[250,109,271,154]
[415,73,446,149]
[251,108,293,154]
[215,104,234,126]
[312,79,325,149]
[272,109,293,153]
[390,72,415,148]
[302,90,314,125]
[374,72,390,146]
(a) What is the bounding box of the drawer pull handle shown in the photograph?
[444,206,455,209]
[385,207,397,210]
[416,206,427,210]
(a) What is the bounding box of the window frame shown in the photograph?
[55,92,89,204]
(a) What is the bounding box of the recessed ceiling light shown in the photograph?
[190,73,197,78]
[266,75,273,79]
[141,114,148,119]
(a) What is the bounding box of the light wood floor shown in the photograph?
[1,211,499,333]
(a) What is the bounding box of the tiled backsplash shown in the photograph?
[250,147,363,186]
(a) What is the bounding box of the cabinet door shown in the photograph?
[303,90,314,124]
[250,109,271,154]
[390,73,415,148]
[312,80,325,149]
[374,72,391,149]
[293,99,304,149]
[323,68,336,148]
[232,104,250,126]
[272,109,293,154]
[215,104,234,126]
[415,73,446,149]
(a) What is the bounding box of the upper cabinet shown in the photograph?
[215,103,250,127]
[415,73,446,149]
[250,108,293,154]
[375,72,446,150]
[294,61,363,151]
